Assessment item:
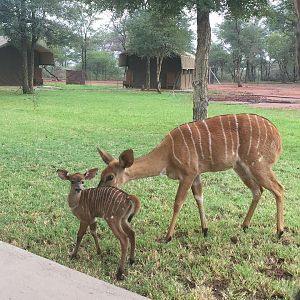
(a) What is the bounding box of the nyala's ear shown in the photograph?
[119,149,134,169]
[84,168,98,180]
[97,148,115,165]
[57,169,70,180]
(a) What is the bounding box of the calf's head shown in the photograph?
[57,168,98,193]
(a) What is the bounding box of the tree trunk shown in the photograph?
[234,20,242,87]
[236,57,242,87]
[251,65,256,82]
[260,57,264,81]
[221,63,224,80]
[146,56,150,90]
[245,59,250,82]
[20,37,31,94]
[81,46,84,71]
[279,62,287,83]
[84,34,87,80]
[156,56,163,93]
[296,21,300,77]
[193,7,211,121]
[295,0,300,76]
[27,9,37,92]
[19,0,31,94]
[27,40,36,92]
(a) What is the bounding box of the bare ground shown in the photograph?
[208,83,300,109]
[44,80,300,109]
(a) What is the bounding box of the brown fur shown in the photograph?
[57,168,141,280]
[98,113,284,241]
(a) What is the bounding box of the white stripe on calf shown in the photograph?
[115,194,124,214]
[104,188,114,216]
[106,189,119,214]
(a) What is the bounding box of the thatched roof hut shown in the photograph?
[0,36,54,86]
[119,52,195,90]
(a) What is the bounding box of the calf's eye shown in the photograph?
[106,175,114,182]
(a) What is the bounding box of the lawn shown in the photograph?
[0,84,299,299]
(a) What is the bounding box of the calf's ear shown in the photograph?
[84,168,98,180]
[57,169,70,180]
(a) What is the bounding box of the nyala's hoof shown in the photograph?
[242,226,248,233]
[69,252,78,259]
[116,270,125,281]
[165,236,172,243]
[203,228,208,237]
[277,230,284,239]
[129,258,135,266]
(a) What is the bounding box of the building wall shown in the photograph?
[66,70,85,85]
[180,69,194,90]
[0,45,52,86]
[124,54,193,90]
[0,46,22,86]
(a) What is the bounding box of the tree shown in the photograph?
[91,0,270,120]
[209,43,230,81]
[217,17,244,86]
[240,22,265,82]
[110,13,129,52]
[126,10,193,91]
[0,0,62,93]
[296,0,300,75]
[266,0,298,80]
[63,1,100,79]
[216,18,266,84]
[86,50,122,80]
[266,32,294,82]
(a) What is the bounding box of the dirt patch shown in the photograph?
[204,278,229,299]
[259,256,293,280]
[208,83,300,109]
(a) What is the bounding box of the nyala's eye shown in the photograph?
[106,175,114,182]
[71,180,75,184]
[81,181,84,184]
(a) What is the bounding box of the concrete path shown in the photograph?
[0,241,149,300]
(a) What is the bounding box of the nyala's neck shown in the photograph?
[68,190,81,210]
[125,143,168,181]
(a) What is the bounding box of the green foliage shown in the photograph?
[267,0,298,37]
[126,10,194,58]
[225,0,270,19]
[214,11,298,83]
[0,0,62,47]
[209,43,230,79]
[266,31,295,81]
[86,51,122,80]
[0,85,299,299]
[239,22,265,61]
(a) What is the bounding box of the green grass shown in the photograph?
[0,85,299,299]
